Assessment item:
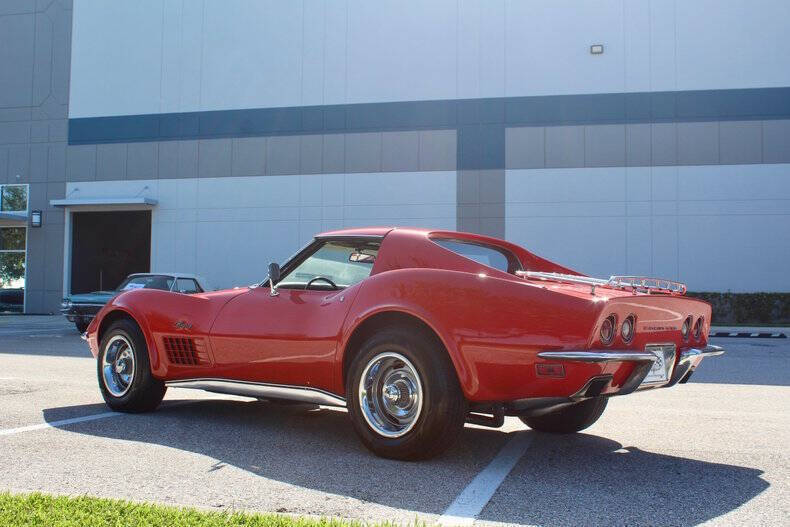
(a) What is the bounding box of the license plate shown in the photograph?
[641,344,676,385]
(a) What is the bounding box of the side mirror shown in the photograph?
[268,262,281,296]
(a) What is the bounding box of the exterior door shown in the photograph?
[209,238,380,391]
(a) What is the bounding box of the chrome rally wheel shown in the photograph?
[358,352,424,438]
[101,335,136,397]
[97,318,166,413]
[346,327,467,460]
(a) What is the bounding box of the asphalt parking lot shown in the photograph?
[1,316,788,526]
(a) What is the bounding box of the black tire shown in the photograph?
[519,397,608,433]
[97,318,166,413]
[75,320,89,334]
[346,327,467,460]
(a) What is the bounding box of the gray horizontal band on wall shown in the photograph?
[506,119,790,169]
[65,130,459,182]
[69,86,790,147]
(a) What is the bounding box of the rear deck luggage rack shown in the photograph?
[516,271,687,295]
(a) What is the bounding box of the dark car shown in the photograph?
[0,287,24,313]
[62,273,209,333]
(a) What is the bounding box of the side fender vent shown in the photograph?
[162,336,209,366]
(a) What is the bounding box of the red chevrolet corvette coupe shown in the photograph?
[84,227,723,459]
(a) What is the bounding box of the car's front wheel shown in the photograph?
[97,318,166,412]
[346,328,467,460]
[519,396,608,433]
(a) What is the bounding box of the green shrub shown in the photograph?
[686,292,790,325]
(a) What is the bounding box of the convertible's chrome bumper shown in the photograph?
[670,344,724,386]
[538,345,724,396]
[537,350,658,363]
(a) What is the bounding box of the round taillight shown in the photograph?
[621,315,635,343]
[600,315,616,346]
[693,317,703,339]
[681,316,692,340]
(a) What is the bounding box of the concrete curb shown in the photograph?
[709,331,786,339]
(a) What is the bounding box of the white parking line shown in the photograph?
[0,412,121,437]
[437,431,534,526]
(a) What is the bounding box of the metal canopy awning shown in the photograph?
[49,197,158,207]
[0,211,28,222]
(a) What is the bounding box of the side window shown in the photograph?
[176,278,200,294]
[433,239,520,273]
[0,184,28,213]
[279,240,379,289]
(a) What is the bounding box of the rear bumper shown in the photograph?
[538,344,724,396]
[670,345,725,385]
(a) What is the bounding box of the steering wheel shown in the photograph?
[305,276,338,290]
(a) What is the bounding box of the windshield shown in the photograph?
[278,241,379,289]
[116,275,174,292]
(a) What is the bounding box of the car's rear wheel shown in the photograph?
[97,318,166,412]
[519,396,608,433]
[346,328,466,460]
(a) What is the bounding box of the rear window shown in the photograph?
[175,278,202,294]
[433,239,521,273]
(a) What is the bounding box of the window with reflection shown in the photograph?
[175,278,202,294]
[0,184,28,212]
[432,238,521,273]
[279,240,380,289]
[0,226,26,313]
[117,274,175,292]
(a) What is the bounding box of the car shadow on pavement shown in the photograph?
[42,399,768,525]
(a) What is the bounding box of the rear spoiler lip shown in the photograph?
[517,271,687,296]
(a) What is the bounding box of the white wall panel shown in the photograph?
[201,1,304,112]
[626,216,652,275]
[478,1,506,99]
[506,165,790,292]
[457,0,482,100]
[159,0,184,114]
[70,0,164,117]
[176,0,205,113]
[345,0,458,104]
[66,171,455,290]
[71,0,790,118]
[679,215,790,293]
[676,0,790,90]
[648,0,677,91]
[623,0,651,92]
[322,0,348,105]
[301,0,326,106]
[505,0,625,96]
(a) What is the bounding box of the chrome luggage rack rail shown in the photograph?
[516,271,687,295]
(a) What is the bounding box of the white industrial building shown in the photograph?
[1,0,789,313]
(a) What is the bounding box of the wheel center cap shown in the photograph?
[115,360,126,374]
[383,384,400,403]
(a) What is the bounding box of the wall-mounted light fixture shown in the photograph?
[590,44,604,55]
[31,210,42,228]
